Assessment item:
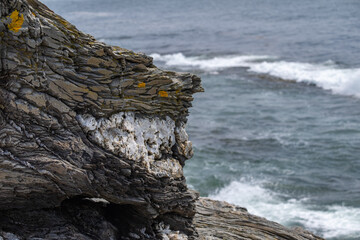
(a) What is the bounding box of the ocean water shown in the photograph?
[42,1,360,239]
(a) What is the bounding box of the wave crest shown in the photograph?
[151,53,360,97]
[210,180,360,239]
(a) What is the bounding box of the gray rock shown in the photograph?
[195,198,324,240]
[0,0,324,239]
[0,0,201,238]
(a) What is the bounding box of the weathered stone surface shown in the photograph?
[195,198,324,240]
[0,0,324,239]
[0,197,325,240]
[0,0,201,238]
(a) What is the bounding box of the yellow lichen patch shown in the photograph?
[7,10,24,33]
[159,91,169,97]
[138,82,146,88]
[31,12,36,17]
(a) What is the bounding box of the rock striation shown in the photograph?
[0,0,201,238]
[195,198,324,240]
[0,0,324,239]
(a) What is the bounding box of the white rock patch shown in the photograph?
[175,123,193,159]
[77,112,188,178]
[158,222,189,240]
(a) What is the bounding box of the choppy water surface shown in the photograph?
[43,0,360,239]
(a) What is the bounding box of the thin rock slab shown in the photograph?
[195,198,324,240]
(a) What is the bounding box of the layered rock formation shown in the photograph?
[0,0,324,239]
[0,0,201,238]
[195,198,323,240]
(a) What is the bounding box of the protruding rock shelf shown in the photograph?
[195,198,324,240]
[0,0,323,239]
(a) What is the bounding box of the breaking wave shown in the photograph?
[151,53,360,97]
[210,180,360,239]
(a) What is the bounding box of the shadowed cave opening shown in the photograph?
[0,197,158,239]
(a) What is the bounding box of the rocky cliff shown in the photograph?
[0,0,323,239]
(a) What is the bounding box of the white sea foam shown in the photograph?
[248,61,360,97]
[150,53,272,70]
[151,53,360,97]
[210,180,360,239]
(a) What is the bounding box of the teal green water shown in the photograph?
[42,1,360,238]
[184,71,360,239]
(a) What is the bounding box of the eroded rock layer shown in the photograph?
[195,198,324,240]
[0,1,325,240]
[0,0,202,238]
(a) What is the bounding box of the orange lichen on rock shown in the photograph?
[8,10,24,33]
[159,91,168,97]
[138,82,146,88]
